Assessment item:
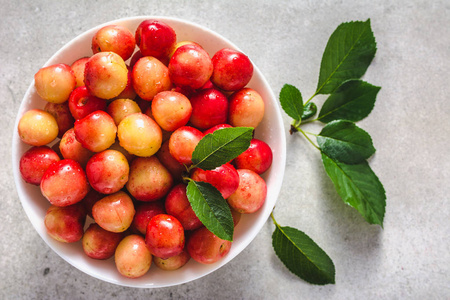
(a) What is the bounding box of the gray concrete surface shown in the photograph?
[1,0,449,299]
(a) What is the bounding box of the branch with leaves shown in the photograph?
[272,19,386,285]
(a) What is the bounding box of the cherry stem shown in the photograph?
[303,93,316,106]
[297,127,320,151]
[270,212,279,227]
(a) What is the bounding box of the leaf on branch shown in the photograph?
[321,153,386,226]
[318,79,381,123]
[272,224,335,285]
[279,84,304,121]
[302,102,317,121]
[186,180,234,241]
[192,127,253,170]
[317,120,375,164]
[316,19,377,95]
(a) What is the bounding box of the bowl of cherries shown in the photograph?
[12,16,286,287]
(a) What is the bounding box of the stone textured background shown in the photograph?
[1,1,449,299]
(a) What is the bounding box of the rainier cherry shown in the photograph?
[85,149,129,194]
[74,110,117,152]
[131,201,165,235]
[59,128,94,167]
[92,24,136,61]
[211,48,253,91]
[168,44,213,89]
[44,101,75,138]
[189,88,229,130]
[84,52,128,99]
[168,126,203,165]
[82,223,124,260]
[126,156,173,202]
[34,63,76,103]
[190,163,240,199]
[44,202,86,243]
[18,109,59,146]
[19,146,60,185]
[132,56,172,101]
[153,249,190,271]
[106,98,142,126]
[234,138,273,174]
[165,184,202,231]
[40,159,90,207]
[145,214,185,259]
[135,19,177,61]
[228,88,265,128]
[115,234,152,278]
[117,112,162,157]
[187,226,232,264]
[71,57,89,87]
[68,86,107,120]
[227,169,267,214]
[151,90,192,132]
[92,191,135,233]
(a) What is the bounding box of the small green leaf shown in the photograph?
[316,19,377,95]
[318,79,381,123]
[192,127,253,170]
[321,153,386,226]
[279,84,304,121]
[317,120,375,164]
[272,224,335,285]
[186,180,234,241]
[301,102,317,121]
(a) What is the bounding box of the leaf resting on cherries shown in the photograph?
[191,127,253,170]
[186,180,234,241]
[185,127,254,241]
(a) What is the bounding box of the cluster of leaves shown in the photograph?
[273,19,386,285]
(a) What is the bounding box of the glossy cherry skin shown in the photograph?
[190,163,240,199]
[187,226,232,264]
[189,88,229,130]
[145,214,185,259]
[135,19,176,61]
[165,184,202,231]
[40,159,90,207]
[68,86,107,120]
[211,48,253,91]
[19,146,60,185]
[234,138,273,174]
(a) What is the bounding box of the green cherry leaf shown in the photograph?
[321,153,386,226]
[186,180,234,241]
[316,19,377,95]
[317,120,375,164]
[318,79,381,123]
[192,127,253,170]
[301,102,317,121]
[279,84,304,121]
[272,223,335,285]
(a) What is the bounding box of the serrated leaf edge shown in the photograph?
[316,19,376,95]
[318,79,381,123]
[317,120,376,163]
[279,84,304,121]
[186,180,234,241]
[272,224,335,285]
[321,152,386,226]
[192,127,253,170]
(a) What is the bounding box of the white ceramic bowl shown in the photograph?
[12,16,286,288]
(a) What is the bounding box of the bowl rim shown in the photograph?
[12,15,287,288]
